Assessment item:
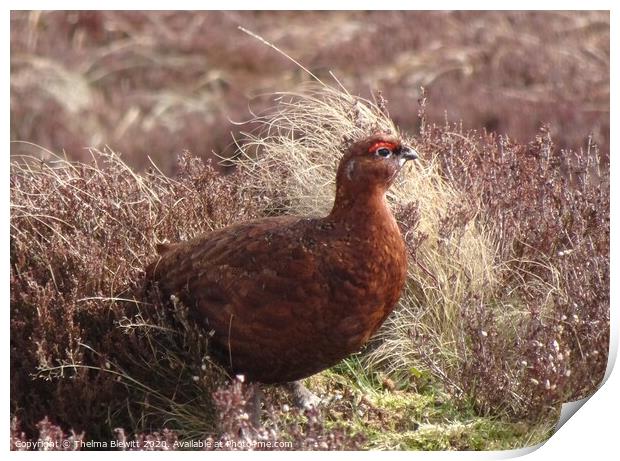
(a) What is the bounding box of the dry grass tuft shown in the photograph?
[233,83,497,382]
[234,85,399,216]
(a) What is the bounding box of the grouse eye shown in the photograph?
[376,147,392,157]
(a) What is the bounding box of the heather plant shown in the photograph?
[11,417,84,451]
[369,107,609,417]
[206,377,365,450]
[10,81,608,449]
[10,150,261,439]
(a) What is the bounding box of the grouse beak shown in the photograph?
[398,145,419,166]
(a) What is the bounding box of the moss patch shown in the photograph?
[299,356,556,450]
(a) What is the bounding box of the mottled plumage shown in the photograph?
[146,133,417,383]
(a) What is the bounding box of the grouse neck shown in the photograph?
[327,185,392,227]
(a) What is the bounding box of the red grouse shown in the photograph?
[146,133,418,389]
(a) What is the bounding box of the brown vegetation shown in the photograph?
[10,10,609,451]
[10,11,609,171]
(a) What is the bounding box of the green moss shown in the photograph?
[302,356,556,451]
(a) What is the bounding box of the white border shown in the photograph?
[4,3,616,458]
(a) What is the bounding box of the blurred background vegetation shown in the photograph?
[10,11,609,171]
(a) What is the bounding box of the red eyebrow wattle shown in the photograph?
[368,141,397,153]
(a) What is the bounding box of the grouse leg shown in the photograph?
[249,384,263,428]
[286,381,321,409]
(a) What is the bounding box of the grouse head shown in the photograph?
[335,133,418,196]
